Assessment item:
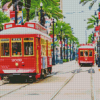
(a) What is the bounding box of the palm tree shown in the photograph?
[5,0,63,22]
[79,0,97,10]
[87,15,97,29]
[88,34,93,43]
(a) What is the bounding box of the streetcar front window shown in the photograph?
[11,38,22,56]
[24,42,33,55]
[84,50,88,57]
[24,38,34,56]
[1,43,9,56]
[80,51,83,56]
[89,50,92,56]
[0,39,10,57]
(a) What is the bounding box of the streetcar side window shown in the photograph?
[12,38,22,56]
[24,38,34,56]
[80,51,83,56]
[84,50,88,57]
[0,39,10,57]
[48,42,51,56]
[89,50,92,56]
[41,39,46,56]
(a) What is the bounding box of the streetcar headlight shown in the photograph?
[29,75,32,78]
[15,63,19,66]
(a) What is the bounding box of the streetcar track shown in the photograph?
[50,67,81,100]
[91,67,96,100]
[0,62,80,98]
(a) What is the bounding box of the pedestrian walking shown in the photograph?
[98,55,100,67]
[96,54,99,65]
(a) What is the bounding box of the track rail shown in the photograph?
[91,67,96,100]
[50,67,81,100]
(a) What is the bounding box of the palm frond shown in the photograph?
[8,1,12,9]
[89,1,95,10]
[87,24,94,29]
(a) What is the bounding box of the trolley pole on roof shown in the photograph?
[15,0,17,24]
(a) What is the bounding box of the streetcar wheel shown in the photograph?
[28,76,36,83]
[49,67,52,74]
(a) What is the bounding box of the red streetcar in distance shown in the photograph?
[0,22,52,82]
[78,44,95,66]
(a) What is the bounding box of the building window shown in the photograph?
[0,39,9,57]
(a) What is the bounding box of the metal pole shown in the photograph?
[70,40,71,61]
[99,28,100,55]
[61,31,62,59]
[67,36,68,62]
[64,38,65,59]
[73,40,74,60]
[85,29,87,44]
[15,0,17,24]
[40,6,42,25]
[52,19,55,65]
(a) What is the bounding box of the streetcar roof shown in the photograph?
[79,46,94,49]
[0,27,51,39]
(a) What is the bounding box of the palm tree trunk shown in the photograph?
[26,9,30,21]
[25,0,31,21]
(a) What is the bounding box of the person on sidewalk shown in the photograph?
[96,54,99,65]
[98,55,100,67]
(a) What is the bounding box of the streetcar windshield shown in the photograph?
[80,51,83,56]
[89,50,92,56]
[0,39,10,57]
[84,50,88,57]
[24,38,34,56]
[12,38,22,56]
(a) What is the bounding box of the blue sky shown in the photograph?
[63,0,99,44]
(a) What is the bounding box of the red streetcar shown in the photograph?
[0,22,52,82]
[78,44,95,66]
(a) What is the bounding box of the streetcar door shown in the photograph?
[36,38,40,74]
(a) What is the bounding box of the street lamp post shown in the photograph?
[73,40,74,60]
[61,25,63,60]
[52,19,55,65]
[95,10,99,54]
[67,36,68,62]
[63,37,65,59]
[40,2,43,26]
[15,0,17,24]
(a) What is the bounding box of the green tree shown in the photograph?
[87,15,97,30]
[0,11,10,29]
[2,0,11,7]
[88,34,93,43]
[6,0,63,22]
[50,20,79,46]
